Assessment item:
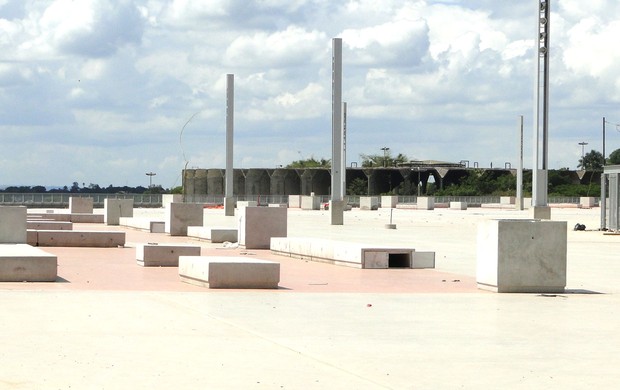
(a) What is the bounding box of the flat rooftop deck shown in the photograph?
[2,206,619,389]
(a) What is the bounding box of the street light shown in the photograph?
[380,147,390,167]
[146,172,156,188]
[578,141,588,160]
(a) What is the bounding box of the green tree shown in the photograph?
[360,152,408,167]
[346,177,368,195]
[286,156,331,168]
[578,150,604,171]
[608,148,620,165]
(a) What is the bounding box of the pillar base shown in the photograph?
[330,200,344,225]
[224,197,235,217]
[531,206,551,220]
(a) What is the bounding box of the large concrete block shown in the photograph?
[288,195,302,208]
[162,194,183,209]
[301,196,320,210]
[165,203,204,236]
[450,201,467,210]
[104,199,134,225]
[69,197,93,214]
[477,219,567,293]
[381,196,398,208]
[27,221,73,230]
[239,207,287,249]
[0,206,27,244]
[0,244,57,282]
[500,196,516,205]
[136,243,201,267]
[179,256,280,289]
[417,197,434,210]
[580,197,596,208]
[360,197,379,210]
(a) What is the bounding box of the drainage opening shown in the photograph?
[388,253,411,268]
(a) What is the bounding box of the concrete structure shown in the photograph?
[162,194,183,209]
[224,74,235,217]
[28,230,126,247]
[236,201,257,208]
[187,227,238,243]
[476,219,567,293]
[104,199,134,225]
[28,212,103,223]
[165,203,204,236]
[270,237,433,269]
[500,196,515,205]
[330,38,344,226]
[417,197,435,210]
[0,244,57,282]
[69,197,93,214]
[580,197,596,208]
[239,207,287,249]
[360,197,379,210]
[381,196,398,208]
[178,256,280,289]
[26,221,72,230]
[0,206,27,244]
[301,195,321,210]
[288,195,301,208]
[136,243,201,267]
[450,201,468,210]
[150,221,165,233]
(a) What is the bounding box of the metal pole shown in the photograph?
[517,115,524,210]
[330,38,344,225]
[224,74,234,216]
[601,117,607,229]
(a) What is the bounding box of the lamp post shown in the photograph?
[146,172,156,188]
[380,147,390,167]
[578,141,588,160]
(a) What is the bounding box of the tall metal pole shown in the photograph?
[601,117,607,229]
[224,74,235,216]
[516,116,524,210]
[532,0,550,218]
[341,101,347,199]
[330,38,344,225]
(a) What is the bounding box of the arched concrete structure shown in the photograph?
[244,169,270,196]
[270,169,301,195]
[300,169,331,195]
[207,169,224,196]
[194,169,208,194]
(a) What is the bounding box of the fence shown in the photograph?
[0,193,162,208]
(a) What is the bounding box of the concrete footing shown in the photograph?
[27,221,73,230]
[531,206,551,220]
[0,206,27,244]
[417,197,435,210]
[179,256,280,289]
[450,201,467,210]
[476,219,567,293]
[136,243,201,267]
[165,203,204,236]
[187,227,238,243]
[104,199,134,225]
[0,244,57,282]
[69,197,93,213]
[360,197,379,210]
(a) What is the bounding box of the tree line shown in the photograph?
[0,182,181,195]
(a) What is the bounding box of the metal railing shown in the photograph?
[0,193,162,208]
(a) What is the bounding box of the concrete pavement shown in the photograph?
[0,206,619,389]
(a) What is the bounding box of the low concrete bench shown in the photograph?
[0,244,57,282]
[28,213,104,223]
[27,221,73,230]
[187,226,238,243]
[27,230,125,247]
[270,237,435,269]
[150,221,165,233]
[136,243,201,267]
[179,256,280,289]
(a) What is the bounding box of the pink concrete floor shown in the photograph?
[1,223,478,293]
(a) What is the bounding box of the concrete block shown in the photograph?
[301,196,320,210]
[224,196,235,216]
[0,244,57,282]
[179,256,280,289]
[237,201,258,209]
[360,197,379,210]
[70,214,104,223]
[417,197,434,210]
[412,251,435,269]
[580,197,596,208]
[476,219,567,293]
[165,203,204,236]
[69,197,93,214]
[500,196,516,205]
[104,199,134,225]
[330,200,345,225]
[239,207,287,249]
[531,206,551,220]
[31,230,126,247]
[288,195,302,208]
[150,221,165,233]
[268,203,288,208]
[0,206,27,244]
[27,221,73,230]
[162,194,183,209]
[136,243,201,267]
[187,227,238,243]
[450,201,467,210]
[381,196,398,208]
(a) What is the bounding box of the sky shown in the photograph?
[1,0,620,188]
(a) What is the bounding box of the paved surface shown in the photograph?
[1,206,619,389]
